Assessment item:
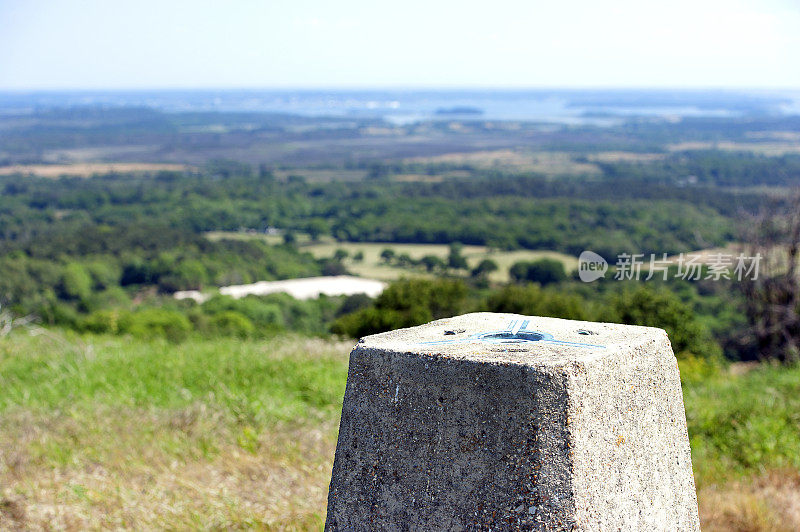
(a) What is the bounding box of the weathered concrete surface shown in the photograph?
[325,313,700,531]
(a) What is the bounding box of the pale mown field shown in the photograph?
[668,141,800,156]
[404,149,602,176]
[205,233,579,283]
[303,241,578,283]
[2,332,799,531]
[0,163,189,178]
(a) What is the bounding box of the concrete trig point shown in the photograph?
[325,313,700,530]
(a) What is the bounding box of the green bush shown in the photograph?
[58,263,93,302]
[157,259,209,292]
[85,260,122,290]
[331,306,431,339]
[208,310,255,338]
[202,295,284,329]
[678,353,721,384]
[485,284,588,320]
[685,363,800,483]
[447,243,468,270]
[332,278,467,337]
[83,287,131,313]
[509,259,566,286]
[420,255,445,272]
[471,259,498,278]
[610,286,721,360]
[200,293,338,336]
[81,309,122,334]
[118,308,193,342]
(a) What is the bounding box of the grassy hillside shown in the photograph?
[687,363,800,531]
[1,331,799,530]
[0,332,350,530]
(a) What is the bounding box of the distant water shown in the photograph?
[1,89,798,124]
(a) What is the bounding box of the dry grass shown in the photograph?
[0,163,188,178]
[699,470,800,531]
[298,241,578,283]
[202,235,579,283]
[272,169,366,183]
[391,174,447,183]
[405,149,601,176]
[4,407,800,531]
[588,151,666,163]
[668,141,800,156]
[0,408,337,530]
[0,333,351,530]
[3,333,800,529]
[666,243,800,277]
[665,245,741,265]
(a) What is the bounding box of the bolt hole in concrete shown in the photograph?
[426,319,606,349]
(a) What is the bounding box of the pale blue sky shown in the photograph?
[1,0,799,90]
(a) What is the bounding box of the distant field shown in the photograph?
[587,151,666,163]
[206,233,579,282]
[666,244,800,279]
[1,331,799,530]
[668,141,800,156]
[405,149,601,176]
[665,245,741,265]
[302,241,578,283]
[205,231,302,246]
[0,163,189,178]
[272,168,366,182]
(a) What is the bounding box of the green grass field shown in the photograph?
[1,331,799,530]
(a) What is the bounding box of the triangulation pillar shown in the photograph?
[325,313,700,531]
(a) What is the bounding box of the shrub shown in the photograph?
[486,284,588,320]
[83,287,131,313]
[81,309,122,334]
[58,263,93,302]
[201,295,284,329]
[420,255,445,272]
[85,260,122,290]
[320,259,348,276]
[118,308,193,342]
[336,293,373,317]
[509,258,566,285]
[447,243,468,270]
[208,310,255,338]
[471,259,498,278]
[380,248,395,263]
[331,306,430,339]
[157,260,209,292]
[332,278,467,337]
[610,287,721,360]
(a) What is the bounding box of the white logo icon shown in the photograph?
[578,251,608,282]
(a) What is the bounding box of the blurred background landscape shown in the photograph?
[2,0,800,530]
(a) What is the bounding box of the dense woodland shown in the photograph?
[1,107,799,364]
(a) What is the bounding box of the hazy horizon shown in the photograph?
[2,0,800,91]
[2,86,800,92]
